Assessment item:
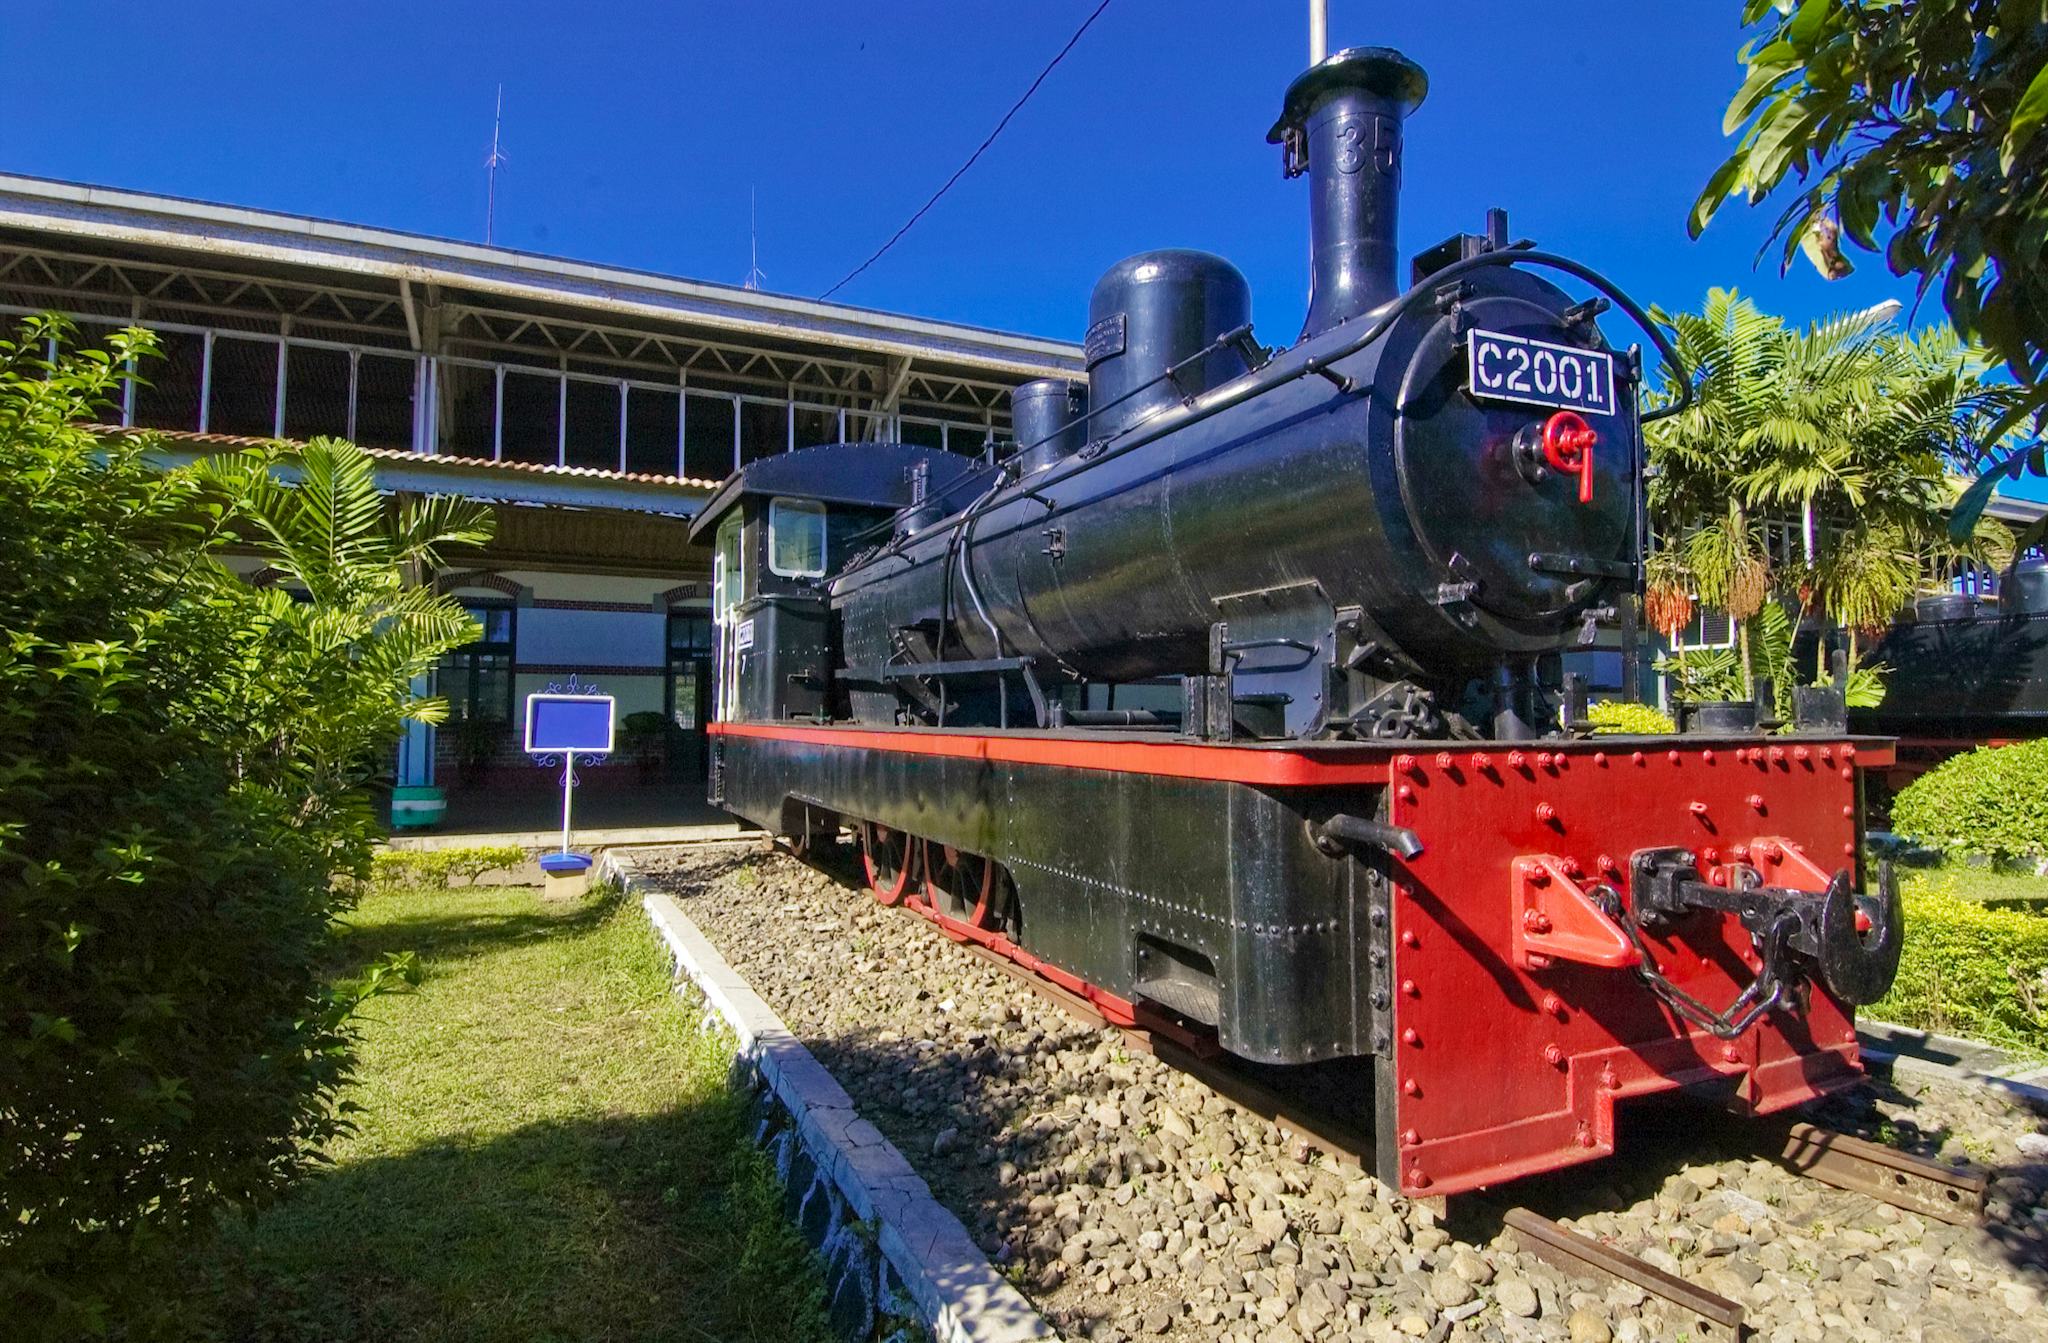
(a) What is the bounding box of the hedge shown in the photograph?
[371,845,527,890]
[1,321,486,1338]
[1587,700,1677,735]
[1869,876,2048,1056]
[1891,739,2048,863]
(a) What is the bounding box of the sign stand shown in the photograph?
[557,750,578,856]
[524,682,615,899]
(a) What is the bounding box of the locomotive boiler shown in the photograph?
[689,46,1906,1199]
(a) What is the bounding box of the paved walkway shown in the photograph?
[387,785,748,851]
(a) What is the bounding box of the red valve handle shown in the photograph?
[1542,411,1598,504]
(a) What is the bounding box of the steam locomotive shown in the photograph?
[1852,567,2048,795]
[689,47,1904,1198]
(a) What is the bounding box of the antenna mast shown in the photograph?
[743,186,767,290]
[485,85,509,244]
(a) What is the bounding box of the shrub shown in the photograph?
[0,318,490,1337]
[1870,876,2048,1055]
[371,845,528,890]
[1586,700,1677,735]
[1891,740,2048,863]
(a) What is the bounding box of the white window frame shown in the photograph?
[766,496,828,579]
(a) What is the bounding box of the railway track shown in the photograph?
[637,843,2047,1342]
[957,933,1990,1341]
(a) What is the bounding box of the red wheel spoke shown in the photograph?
[861,822,913,906]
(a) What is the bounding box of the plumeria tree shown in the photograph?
[1691,0,2048,550]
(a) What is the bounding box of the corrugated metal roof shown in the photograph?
[95,423,724,491]
[1,171,1083,379]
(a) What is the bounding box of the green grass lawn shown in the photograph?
[1926,863,2048,909]
[193,878,832,1343]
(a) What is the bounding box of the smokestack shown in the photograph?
[1267,47,1429,339]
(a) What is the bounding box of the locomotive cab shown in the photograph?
[691,442,983,726]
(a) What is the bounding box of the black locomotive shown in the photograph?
[1851,561,2048,793]
[688,47,1904,1198]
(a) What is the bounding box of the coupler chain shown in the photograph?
[1595,881,1796,1040]
[1621,847,1903,1038]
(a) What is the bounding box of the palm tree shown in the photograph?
[1647,290,1786,700]
[194,438,495,812]
[1647,290,2012,704]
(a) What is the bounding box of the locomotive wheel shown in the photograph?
[787,825,839,861]
[989,867,1024,943]
[923,842,997,930]
[860,822,916,906]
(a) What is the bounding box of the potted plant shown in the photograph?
[453,716,507,786]
[619,710,667,782]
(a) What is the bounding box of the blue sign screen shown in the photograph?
[526,696,614,752]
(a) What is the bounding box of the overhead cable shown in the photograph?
[819,0,1114,300]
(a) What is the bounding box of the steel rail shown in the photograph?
[864,843,1988,1340]
[1774,1120,1988,1225]
[1502,1208,1743,1342]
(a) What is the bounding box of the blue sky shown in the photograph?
[0,2,1928,339]
[14,0,2042,505]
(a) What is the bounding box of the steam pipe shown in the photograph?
[1268,48,1430,338]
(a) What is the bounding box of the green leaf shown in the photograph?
[1784,0,1835,46]
[2002,59,2048,171]
[1690,154,1748,238]
[1723,44,1798,134]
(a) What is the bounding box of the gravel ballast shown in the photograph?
[640,845,2048,1343]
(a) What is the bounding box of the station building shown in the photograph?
[7,172,2044,829]
[0,172,1081,827]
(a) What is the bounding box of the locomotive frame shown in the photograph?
[685,45,1906,1200]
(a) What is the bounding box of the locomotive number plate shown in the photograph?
[1468,329,1616,416]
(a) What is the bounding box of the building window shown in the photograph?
[1762,515,1806,571]
[685,392,736,479]
[669,612,713,657]
[562,375,619,470]
[737,397,785,464]
[282,342,352,440]
[355,352,417,451]
[768,497,827,577]
[626,385,681,476]
[441,601,516,723]
[132,328,206,431]
[792,404,840,450]
[666,613,713,732]
[1677,606,1735,649]
[898,418,945,452]
[437,359,497,459]
[499,368,560,464]
[944,421,990,455]
[208,336,279,437]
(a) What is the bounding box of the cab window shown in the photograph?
[713,510,744,614]
[767,497,826,578]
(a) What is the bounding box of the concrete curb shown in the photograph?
[602,851,1054,1343]
[1858,1019,2048,1113]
